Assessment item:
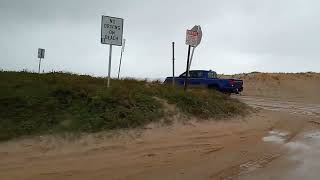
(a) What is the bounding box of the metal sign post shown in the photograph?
[101,16,124,88]
[184,25,202,91]
[188,26,202,68]
[37,48,45,74]
[189,47,195,68]
[184,45,192,91]
[108,45,113,87]
[38,58,42,74]
[172,42,175,86]
[117,39,126,79]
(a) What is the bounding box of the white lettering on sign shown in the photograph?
[101,16,124,46]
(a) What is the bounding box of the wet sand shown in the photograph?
[239,124,320,180]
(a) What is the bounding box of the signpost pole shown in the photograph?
[107,45,112,88]
[101,15,124,87]
[189,47,196,68]
[117,48,123,79]
[117,39,125,79]
[38,58,41,74]
[184,45,192,91]
[172,42,175,86]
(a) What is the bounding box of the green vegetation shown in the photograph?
[0,71,247,141]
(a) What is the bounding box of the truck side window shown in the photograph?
[195,71,203,78]
[208,72,217,78]
[180,71,204,78]
[189,72,196,78]
[189,71,203,78]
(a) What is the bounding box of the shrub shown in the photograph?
[0,71,247,140]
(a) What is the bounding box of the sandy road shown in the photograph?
[236,95,320,118]
[0,96,320,180]
[0,112,280,180]
[236,95,320,180]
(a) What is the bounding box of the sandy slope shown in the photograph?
[1,72,320,180]
[0,110,308,180]
[237,72,320,103]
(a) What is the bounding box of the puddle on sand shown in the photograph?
[285,142,310,151]
[280,131,320,180]
[241,131,320,179]
[240,131,320,179]
[304,131,320,139]
[262,130,289,144]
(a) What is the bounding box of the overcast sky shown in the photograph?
[1,0,320,78]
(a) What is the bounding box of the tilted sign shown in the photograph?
[185,25,202,47]
[101,16,124,46]
[38,48,45,59]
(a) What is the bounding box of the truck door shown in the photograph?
[189,71,204,86]
[178,72,187,85]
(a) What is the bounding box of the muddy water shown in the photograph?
[239,130,320,180]
[284,131,320,179]
[237,96,320,180]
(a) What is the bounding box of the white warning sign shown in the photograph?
[101,16,124,46]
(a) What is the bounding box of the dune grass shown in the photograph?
[0,71,247,141]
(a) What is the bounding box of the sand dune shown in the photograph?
[1,72,320,180]
[235,72,320,103]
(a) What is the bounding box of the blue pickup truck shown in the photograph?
[164,70,243,94]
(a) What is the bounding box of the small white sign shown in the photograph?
[38,48,45,59]
[185,25,202,47]
[101,16,124,46]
